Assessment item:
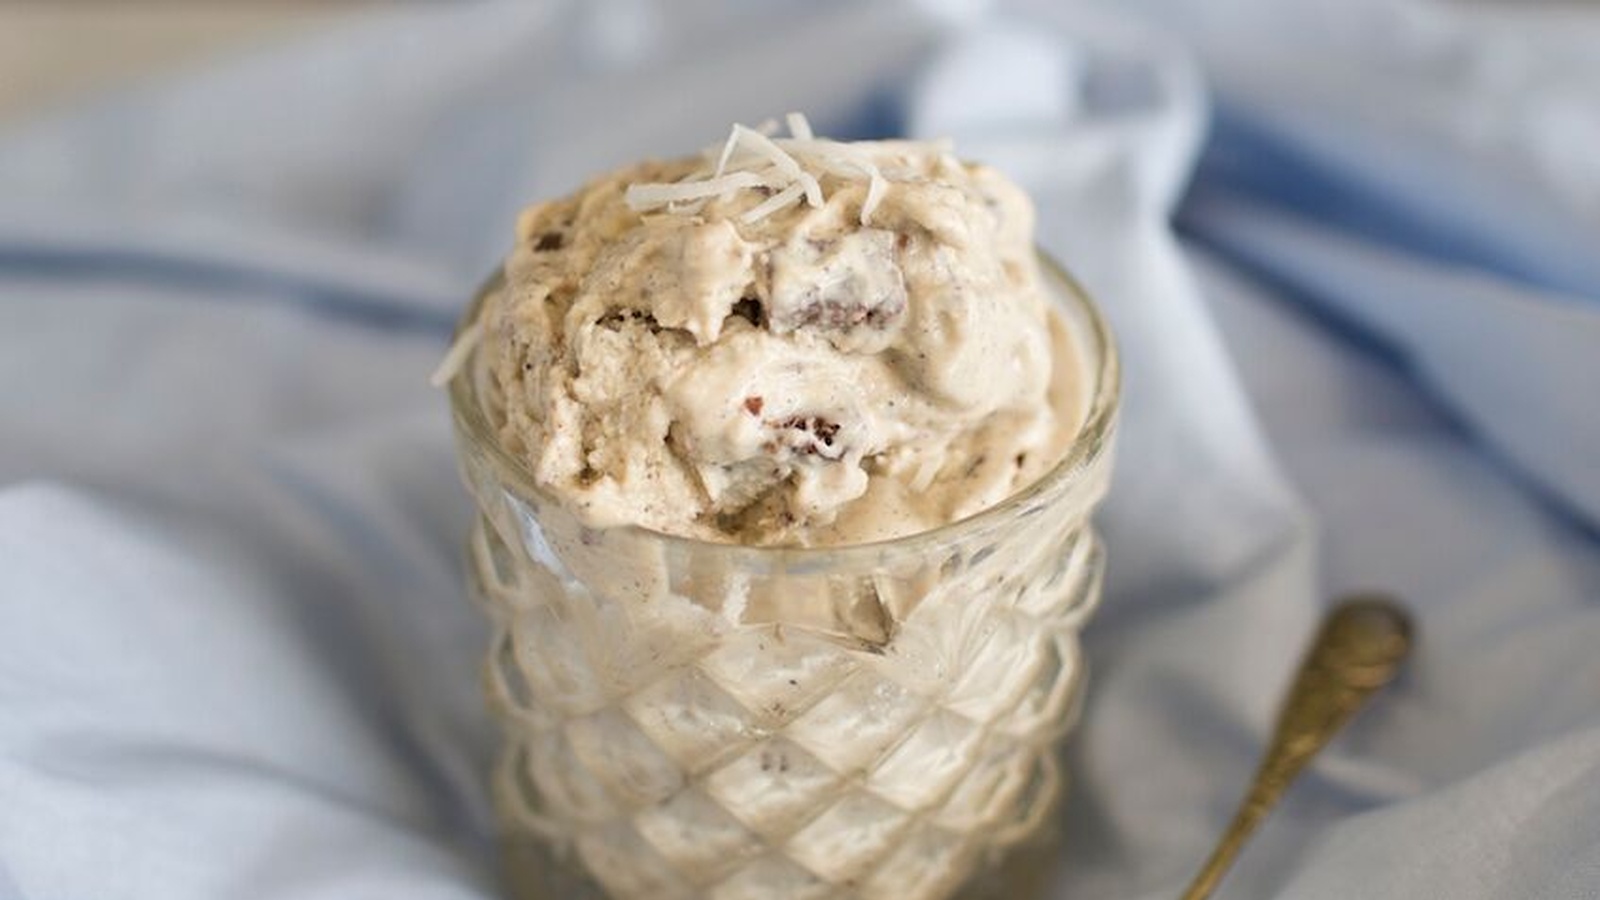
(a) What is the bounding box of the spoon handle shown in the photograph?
[1180,595,1414,900]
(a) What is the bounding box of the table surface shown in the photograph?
[0,4,373,124]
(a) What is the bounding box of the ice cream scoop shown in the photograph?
[449,116,1089,546]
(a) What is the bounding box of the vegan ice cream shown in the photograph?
[457,116,1087,546]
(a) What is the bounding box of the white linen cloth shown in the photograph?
[1,1,1597,897]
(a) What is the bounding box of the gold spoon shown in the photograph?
[1180,594,1415,900]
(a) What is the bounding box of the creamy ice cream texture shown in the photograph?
[465,116,1087,546]
[446,118,1115,900]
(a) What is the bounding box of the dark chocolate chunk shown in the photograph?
[596,308,662,334]
[730,296,767,328]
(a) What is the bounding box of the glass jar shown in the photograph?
[446,255,1119,900]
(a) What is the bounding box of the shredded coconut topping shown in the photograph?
[624,112,949,226]
[785,111,814,141]
[624,170,779,209]
[739,182,807,224]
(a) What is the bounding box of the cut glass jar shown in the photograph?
[446,255,1119,900]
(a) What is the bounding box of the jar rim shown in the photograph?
[447,250,1120,562]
